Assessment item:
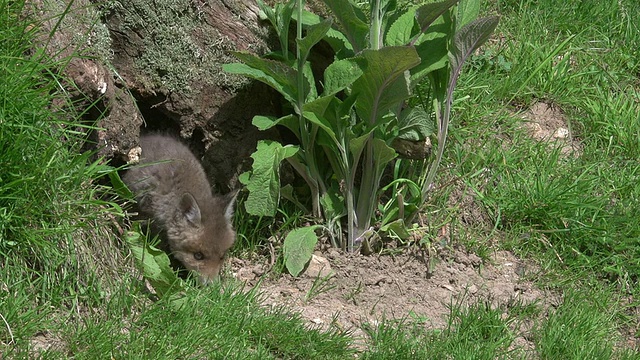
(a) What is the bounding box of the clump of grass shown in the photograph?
[0,0,127,283]
[433,0,639,354]
[483,145,640,280]
[444,0,640,284]
[362,297,522,359]
[0,0,130,350]
[26,282,354,359]
[362,289,637,359]
[535,288,635,359]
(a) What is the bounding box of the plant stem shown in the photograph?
[345,178,356,251]
[354,139,374,247]
[370,0,382,50]
[422,98,445,198]
[294,0,322,218]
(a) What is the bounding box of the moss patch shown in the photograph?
[107,0,249,94]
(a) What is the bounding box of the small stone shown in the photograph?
[127,146,141,163]
[252,266,265,277]
[365,276,390,286]
[304,254,334,279]
[467,253,482,267]
[553,127,569,139]
[327,248,340,259]
[280,288,297,297]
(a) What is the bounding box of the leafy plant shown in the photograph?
[124,223,188,307]
[283,225,321,276]
[224,0,498,273]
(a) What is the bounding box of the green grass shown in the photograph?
[403,0,640,350]
[447,0,640,282]
[363,299,519,359]
[0,0,122,314]
[417,0,640,355]
[41,283,352,359]
[535,289,634,360]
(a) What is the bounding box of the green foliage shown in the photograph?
[362,287,637,359]
[363,298,520,359]
[3,0,640,356]
[282,225,320,276]
[124,223,188,306]
[224,0,498,262]
[239,140,299,217]
[7,282,354,359]
[453,0,640,285]
[535,289,630,359]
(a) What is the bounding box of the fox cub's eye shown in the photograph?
[193,252,204,260]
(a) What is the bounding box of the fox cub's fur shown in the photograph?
[123,134,236,284]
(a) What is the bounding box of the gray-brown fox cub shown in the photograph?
[123,134,236,284]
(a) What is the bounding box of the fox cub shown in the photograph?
[124,134,236,284]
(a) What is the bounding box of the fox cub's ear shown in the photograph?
[180,193,202,225]
[223,190,239,223]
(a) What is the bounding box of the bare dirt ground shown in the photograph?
[230,245,555,347]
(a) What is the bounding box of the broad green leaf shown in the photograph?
[411,35,449,83]
[298,9,353,56]
[256,0,274,22]
[323,0,369,53]
[223,53,298,104]
[320,190,346,219]
[252,114,291,131]
[397,106,435,141]
[303,111,337,143]
[125,225,187,307]
[354,138,397,238]
[297,19,333,63]
[275,0,296,38]
[371,138,397,175]
[257,0,295,54]
[252,115,278,130]
[244,141,299,216]
[412,0,459,45]
[349,131,373,164]
[457,0,480,30]
[125,228,175,285]
[352,46,420,126]
[385,6,416,46]
[380,219,411,240]
[252,114,300,140]
[302,60,317,102]
[238,171,250,185]
[323,57,366,97]
[429,65,450,106]
[304,93,337,115]
[449,16,500,92]
[283,226,320,276]
[303,95,338,142]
